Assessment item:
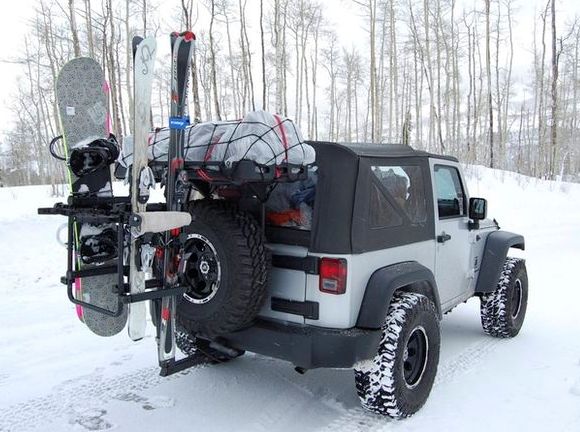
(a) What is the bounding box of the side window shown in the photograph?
[370,165,428,228]
[434,165,465,218]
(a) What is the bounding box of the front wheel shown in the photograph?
[480,257,528,338]
[353,292,440,419]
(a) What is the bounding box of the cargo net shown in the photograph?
[119,110,315,182]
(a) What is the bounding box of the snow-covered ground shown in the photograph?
[0,167,579,432]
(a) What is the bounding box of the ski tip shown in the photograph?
[132,35,144,47]
[183,31,196,42]
[170,31,195,42]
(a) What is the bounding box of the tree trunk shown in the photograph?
[485,0,494,167]
[68,0,81,57]
[209,0,221,120]
[85,0,95,57]
[549,0,558,179]
[260,0,267,110]
[125,0,133,133]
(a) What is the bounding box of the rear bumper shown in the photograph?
[220,319,382,369]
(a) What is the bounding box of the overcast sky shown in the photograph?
[1,0,579,139]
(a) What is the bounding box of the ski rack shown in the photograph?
[38,196,187,317]
[147,160,309,186]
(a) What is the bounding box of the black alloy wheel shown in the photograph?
[404,326,429,389]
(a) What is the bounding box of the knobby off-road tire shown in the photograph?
[354,292,440,419]
[480,257,528,338]
[177,199,270,338]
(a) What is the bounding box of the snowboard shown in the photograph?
[56,58,127,336]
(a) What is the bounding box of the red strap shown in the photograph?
[274,114,289,164]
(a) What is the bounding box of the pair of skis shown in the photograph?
[129,33,196,370]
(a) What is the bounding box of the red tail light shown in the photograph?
[319,258,347,295]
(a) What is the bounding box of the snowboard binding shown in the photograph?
[79,227,118,264]
[68,134,120,177]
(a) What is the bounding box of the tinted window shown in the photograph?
[434,165,465,218]
[370,165,428,228]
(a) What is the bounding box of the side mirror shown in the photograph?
[469,197,487,220]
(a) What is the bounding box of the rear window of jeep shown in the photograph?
[264,167,318,231]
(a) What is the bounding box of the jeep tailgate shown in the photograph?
[259,243,308,324]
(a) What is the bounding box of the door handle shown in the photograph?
[437,232,452,243]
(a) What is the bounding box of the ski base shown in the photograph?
[130,211,192,236]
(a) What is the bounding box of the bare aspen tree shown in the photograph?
[423,0,436,150]
[125,0,134,132]
[142,0,147,36]
[257,0,266,110]
[465,13,473,160]
[474,18,482,160]
[209,0,222,120]
[181,0,202,122]
[273,0,285,114]
[84,0,95,57]
[353,0,379,141]
[569,25,580,176]
[309,10,322,139]
[434,0,444,151]
[322,32,339,141]
[218,0,240,117]
[538,1,550,176]
[503,0,514,155]
[240,0,256,111]
[549,0,557,179]
[68,0,81,57]
[39,1,61,129]
[290,2,301,122]
[408,1,423,147]
[105,0,123,137]
[485,0,494,167]
[344,48,355,141]
[494,1,502,167]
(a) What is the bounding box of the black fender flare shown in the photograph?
[475,230,525,294]
[356,261,442,329]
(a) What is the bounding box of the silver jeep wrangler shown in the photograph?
[176,141,528,419]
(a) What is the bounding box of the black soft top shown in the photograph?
[307,141,458,162]
[285,140,437,254]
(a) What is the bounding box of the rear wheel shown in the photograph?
[354,292,440,418]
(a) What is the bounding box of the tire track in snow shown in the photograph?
[244,358,344,432]
[317,337,501,432]
[0,338,501,432]
[0,362,207,432]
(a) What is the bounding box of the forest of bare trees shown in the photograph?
[1,0,579,189]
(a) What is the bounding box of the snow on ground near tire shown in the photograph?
[0,167,579,432]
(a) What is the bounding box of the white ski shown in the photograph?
[128,36,157,341]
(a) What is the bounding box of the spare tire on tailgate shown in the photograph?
[177,199,270,337]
